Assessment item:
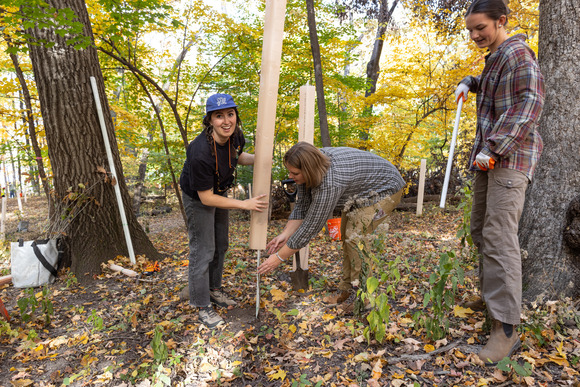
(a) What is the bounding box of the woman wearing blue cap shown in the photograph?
[180,93,267,328]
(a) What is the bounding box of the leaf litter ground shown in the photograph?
[0,196,579,386]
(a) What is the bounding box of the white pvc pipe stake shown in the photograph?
[90,76,136,264]
[440,99,464,209]
[256,250,261,318]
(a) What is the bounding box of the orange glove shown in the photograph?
[455,83,470,103]
[473,153,496,171]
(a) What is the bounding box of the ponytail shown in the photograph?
[466,0,510,23]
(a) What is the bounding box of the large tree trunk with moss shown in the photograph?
[518,0,580,300]
[26,0,160,279]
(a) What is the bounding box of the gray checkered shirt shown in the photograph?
[286,147,405,250]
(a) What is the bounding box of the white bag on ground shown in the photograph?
[11,239,61,288]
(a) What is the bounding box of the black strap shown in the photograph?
[31,241,58,278]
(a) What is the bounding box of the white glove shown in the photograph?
[454,83,470,103]
[474,152,495,170]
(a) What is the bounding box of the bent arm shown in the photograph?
[238,152,254,165]
[198,189,267,211]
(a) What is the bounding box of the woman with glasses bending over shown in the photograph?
[179,93,267,329]
[455,0,544,365]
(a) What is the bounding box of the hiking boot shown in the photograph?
[323,290,350,305]
[210,288,236,308]
[478,319,521,366]
[462,297,486,311]
[179,285,189,301]
[338,289,357,315]
[198,306,224,329]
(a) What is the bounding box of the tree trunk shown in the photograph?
[132,144,150,215]
[360,0,399,144]
[305,0,331,147]
[8,44,51,198]
[26,0,160,278]
[518,0,580,300]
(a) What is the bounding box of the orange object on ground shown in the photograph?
[144,261,161,275]
[327,218,342,241]
[0,297,10,322]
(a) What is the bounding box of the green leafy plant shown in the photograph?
[17,286,54,325]
[414,251,465,340]
[496,357,533,377]
[0,320,19,339]
[291,373,322,387]
[151,325,168,364]
[64,271,78,288]
[356,231,402,343]
[361,256,402,343]
[87,310,104,332]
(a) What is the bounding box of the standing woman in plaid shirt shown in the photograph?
[455,0,545,365]
[257,142,405,312]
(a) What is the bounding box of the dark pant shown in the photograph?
[182,192,229,307]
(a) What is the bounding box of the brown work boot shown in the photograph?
[323,289,350,305]
[179,285,189,301]
[338,289,359,315]
[478,319,521,366]
[462,296,486,311]
[339,288,374,315]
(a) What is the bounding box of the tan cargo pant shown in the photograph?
[470,168,529,325]
[338,189,403,291]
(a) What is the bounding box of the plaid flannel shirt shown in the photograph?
[462,34,544,180]
[286,147,405,250]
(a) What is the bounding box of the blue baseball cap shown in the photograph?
[205,93,238,114]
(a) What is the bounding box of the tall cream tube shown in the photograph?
[299,85,315,144]
[293,84,316,270]
[249,0,288,250]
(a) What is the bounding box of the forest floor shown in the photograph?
[0,195,579,387]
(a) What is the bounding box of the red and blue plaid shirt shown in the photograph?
[463,34,545,180]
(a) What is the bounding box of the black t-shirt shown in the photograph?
[180,130,245,200]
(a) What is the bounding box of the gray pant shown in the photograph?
[470,168,529,325]
[182,192,229,307]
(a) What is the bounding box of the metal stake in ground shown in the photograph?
[256,250,261,318]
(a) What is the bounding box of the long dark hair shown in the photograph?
[203,107,243,158]
[466,0,510,22]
